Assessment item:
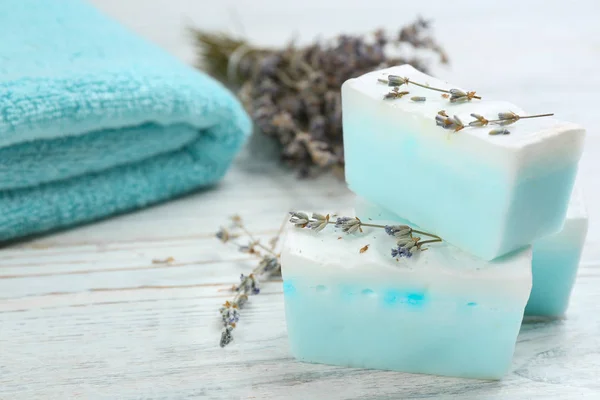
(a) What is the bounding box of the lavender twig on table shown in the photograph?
[216,215,285,348]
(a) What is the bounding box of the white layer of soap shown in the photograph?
[342,64,585,260]
[281,214,532,379]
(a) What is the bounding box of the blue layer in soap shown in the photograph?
[284,278,524,380]
[343,99,579,261]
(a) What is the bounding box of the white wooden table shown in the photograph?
[2,0,600,398]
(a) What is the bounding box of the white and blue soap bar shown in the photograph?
[525,185,588,317]
[342,64,585,260]
[357,190,588,318]
[280,213,532,380]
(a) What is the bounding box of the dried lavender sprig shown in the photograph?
[289,211,441,239]
[217,215,285,348]
[438,110,554,135]
[485,112,554,126]
[289,212,442,259]
[219,254,281,347]
[466,112,554,135]
[381,76,481,101]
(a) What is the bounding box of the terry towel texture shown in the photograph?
[0,0,251,240]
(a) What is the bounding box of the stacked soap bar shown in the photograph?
[342,65,585,260]
[357,188,588,318]
[281,64,587,380]
[525,186,588,317]
[281,218,532,379]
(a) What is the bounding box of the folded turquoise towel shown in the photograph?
[0,0,251,241]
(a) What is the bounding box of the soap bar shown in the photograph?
[356,192,588,318]
[342,64,585,260]
[281,214,532,379]
[525,186,588,317]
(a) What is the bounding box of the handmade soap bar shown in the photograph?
[525,186,588,317]
[342,65,585,260]
[281,215,532,379]
[356,192,588,318]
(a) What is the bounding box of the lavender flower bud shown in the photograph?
[449,88,468,103]
[495,112,519,126]
[388,75,408,86]
[435,114,448,127]
[384,225,412,237]
[469,113,488,127]
[391,245,414,259]
[498,112,518,120]
[306,213,329,232]
[335,217,361,234]
[259,256,280,273]
[239,274,260,295]
[394,229,412,238]
[289,211,309,227]
[215,227,230,243]
[237,294,248,308]
[451,115,465,131]
[396,237,414,247]
[220,326,234,348]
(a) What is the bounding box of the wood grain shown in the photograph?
[2,0,600,398]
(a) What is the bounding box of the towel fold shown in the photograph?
[0,0,251,241]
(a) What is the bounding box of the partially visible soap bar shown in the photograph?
[356,191,588,318]
[342,64,585,260]
[525,186,588,317]
[281,214,532,380]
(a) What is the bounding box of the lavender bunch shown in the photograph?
[193,18,448,177]
[215,215,285,347]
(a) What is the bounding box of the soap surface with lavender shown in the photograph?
[525,186,588,317]
[342,64,585,260]
[280,214,532,379]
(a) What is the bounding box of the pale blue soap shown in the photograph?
[281,216,532,380]
[525,186,588,317]
[342,65,585,260]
